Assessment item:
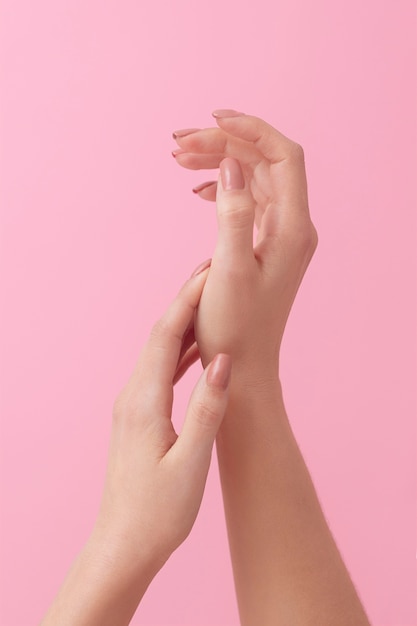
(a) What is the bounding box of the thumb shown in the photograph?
[215,158,256,263]
[175,354,232,468]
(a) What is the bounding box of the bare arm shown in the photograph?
[217,381,369,625]
[38,530,159,626]
[173,110,371,625]
[39,265,232,625]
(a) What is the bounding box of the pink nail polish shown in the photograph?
[190,258,212,277]
[192,181,217,194]
[172,149,185,158]
[212,109,245,118]
[172,128,200,139]
[220,158,245,191]
[207,354,232,390]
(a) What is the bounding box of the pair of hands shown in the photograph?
[93,110,318,575]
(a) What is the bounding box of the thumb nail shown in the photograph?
[220,158,245,191]
[207,354,232,390]
[190,258,212,278]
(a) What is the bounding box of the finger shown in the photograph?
[171,354,231,466]
[215,158,256,263]
[212,110,297,165]
[212,110,310,226]
[129,263,211,392]
[173,127,261,166]
[177,323,196,365]
[172,151,225,170]
[173,343,200,386]
[192,181,217,201]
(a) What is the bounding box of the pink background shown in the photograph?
[0,1,416,624]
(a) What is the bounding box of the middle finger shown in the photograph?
[172,127,263,169]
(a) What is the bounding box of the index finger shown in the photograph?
[129,263,211,392]
[212,110,298,165]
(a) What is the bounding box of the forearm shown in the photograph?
[39,527,160,626]
[216,376,371,626]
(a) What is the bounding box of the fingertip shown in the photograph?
[192,181,217,194]
[219,158,245,191]
[206,353,232,390]
[175,354,231,463]
[212,109,245,119]
[190,258,212,278]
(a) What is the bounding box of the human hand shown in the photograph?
[92,263,231,573]
[172,111,318,385]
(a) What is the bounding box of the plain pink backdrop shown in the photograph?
[0,1,416,625]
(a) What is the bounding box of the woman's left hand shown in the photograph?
[40,264,231,626]
[92,262,231,573]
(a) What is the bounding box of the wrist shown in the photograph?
[227,360,282,403]
[40,526,164,626]
[215,362,291,445]
[87,521,167,586]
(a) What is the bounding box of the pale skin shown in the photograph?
[39,265,232,626]
[39,110,371,625]
[173,110,371,625]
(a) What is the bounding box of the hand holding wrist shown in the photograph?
[41,266,232,625]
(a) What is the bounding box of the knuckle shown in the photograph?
[283,219,318,257]
[149,313,184,346]
[112,387,150,427]
[295,221,318,256]
[149,317,173,346]
[287,141,305,163]
[218,201,254,229]
[193,399,219,430]
[310,223,319,251]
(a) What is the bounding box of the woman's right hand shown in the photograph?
[174,115,372,626]
[173,112,318,384]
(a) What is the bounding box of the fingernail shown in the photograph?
[172,149,185,158]
[212,109,244,118]
[220,158,245,191]
[207,354,232,390]
[190,258,212,277]
[192,181,217,194]
[173,128,200,139]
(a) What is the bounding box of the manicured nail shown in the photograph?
[207,354,232,390]
[172,149,185,158]
[220,158,245,191]
[192,181,217,194]
[190,258,212,278]
[212,109,244,118]
[172,128,200,139]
